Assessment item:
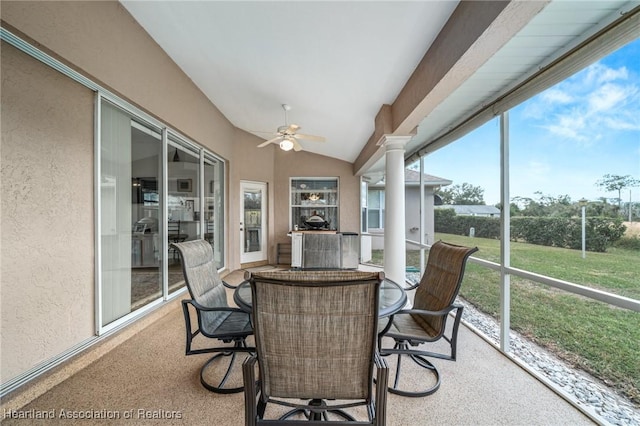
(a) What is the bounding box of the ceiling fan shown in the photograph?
[257,104,325,151]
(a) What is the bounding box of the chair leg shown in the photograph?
[387,340,441,397]
[243,357,258,426]
[279,399,356,422]
[200,339,249,394]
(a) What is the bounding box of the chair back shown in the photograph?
[246,270,384,401]
[412,241,478,335]
[168,220,181,236]
[172,240,229,326]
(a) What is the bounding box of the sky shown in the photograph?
[422,38,640,206]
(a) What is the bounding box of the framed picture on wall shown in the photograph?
[177,179,192,192]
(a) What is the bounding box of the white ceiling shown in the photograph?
[121,1,638,169]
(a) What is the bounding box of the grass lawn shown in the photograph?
[370,233,640,405]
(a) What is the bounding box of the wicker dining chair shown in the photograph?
[172,240,253,393]
[378,240,478,397]
[243,270,388,425]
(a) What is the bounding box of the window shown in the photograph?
[361,179,368,233]
[367,189,385,229]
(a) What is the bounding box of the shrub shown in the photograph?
[434,209,626,252]
[613,235,640,250]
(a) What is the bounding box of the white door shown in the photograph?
[240,181,267,264]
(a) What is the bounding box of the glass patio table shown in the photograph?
[233,275,407,318]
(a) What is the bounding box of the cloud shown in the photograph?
[521,59,640,143]
[588,83,628,112]
[585,63,628,85]
[540,88,574,104]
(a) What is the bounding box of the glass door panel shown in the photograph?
[100,100,163,326]
[167,135,200,292]
[240,181,267,264]
[204,155,225,269]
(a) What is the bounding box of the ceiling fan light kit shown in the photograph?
[257,104,325,152]
[279,138,294,151]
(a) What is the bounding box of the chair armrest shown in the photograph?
[393,303,462,318]
[186,298,248,314]
[403,278,420,291]
[223,279,245,289]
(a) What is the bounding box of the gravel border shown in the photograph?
[457,298,640,426]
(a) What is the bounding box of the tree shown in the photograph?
[595,174,640,211]
[511,192,573,217]
[437,183,485,205]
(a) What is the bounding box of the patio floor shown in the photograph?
[1,269,594,425]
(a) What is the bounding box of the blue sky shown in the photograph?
[423,38,640,206]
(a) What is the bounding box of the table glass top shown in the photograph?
[234,276,407,318]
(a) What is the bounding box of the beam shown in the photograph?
[354,0,548,175]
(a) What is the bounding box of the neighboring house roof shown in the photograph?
[369,170,452,188]
[435,205,501,216]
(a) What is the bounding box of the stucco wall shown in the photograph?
[1,1,235,161]
[229,129,276,269]
[1,43,95,383]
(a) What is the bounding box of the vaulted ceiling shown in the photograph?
[121,1,638,174]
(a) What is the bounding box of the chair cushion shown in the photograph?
[201,310,252,338]
[386,313,439,342]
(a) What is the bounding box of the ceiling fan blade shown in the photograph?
[292,139,303,151]
[294,133,325,143]
[257,136,281,148]
[287,124,300,133]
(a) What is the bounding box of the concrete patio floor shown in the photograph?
[1,269,594,425]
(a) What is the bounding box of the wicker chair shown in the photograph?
[243,270,388,425]
[172,240,253,393]
[379,241,478,397]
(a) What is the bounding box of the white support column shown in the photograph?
[499,112,511,352]
[379,135,412,285]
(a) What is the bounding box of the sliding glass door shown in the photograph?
[204,154,225,269]
[167,135,200,293]
[99,97,226,329]
[100,100,163,325]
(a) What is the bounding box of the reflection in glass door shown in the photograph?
[167,135,200,293]
[240,181,267,264]
[204,155,225,269]
[100,100,163,325]
[99,98,227,330]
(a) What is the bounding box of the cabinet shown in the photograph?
[289,231,359,269]
[290,178,338,230]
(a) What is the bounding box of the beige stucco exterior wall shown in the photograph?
[1,0,363,386]
[1,1,235,161]
[1,43,95,383]
[229,129,276,269]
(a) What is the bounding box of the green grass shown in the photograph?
[370,234,640,405]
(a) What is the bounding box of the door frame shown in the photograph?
[240,180,268,265]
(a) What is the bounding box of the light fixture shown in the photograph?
[173,148,181,162]
[279,137,294,151]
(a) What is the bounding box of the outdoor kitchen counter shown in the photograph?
[289,231,359,269]
[288,230,338,234]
